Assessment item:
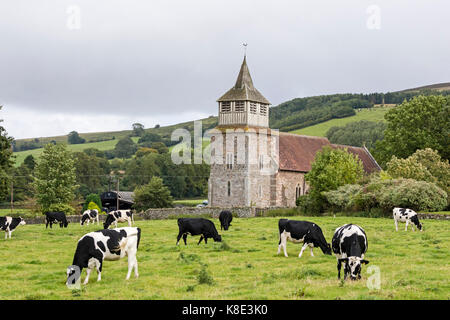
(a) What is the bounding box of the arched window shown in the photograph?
[227,181,231,197]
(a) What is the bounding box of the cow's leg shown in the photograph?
[46,220,49,229]
[8,230,12,239]
[176,232,183,245]
[309,244,314,257]
[337,260,342,279]
[84,268,92,284]
[277,233,282,255]
[197,235,204,245]
[298,243,308,258]
[405,220,409,231]
[182,234,188,245]
[394,219,398,231]
[279,232,288,257]
[4,231,7,240]
[126,250,138,280]
[204,236,208,244]
[96,261,102,282]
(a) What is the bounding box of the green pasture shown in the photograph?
[0,216,448,300]
[13,137,140,167]
[290,106,392,137]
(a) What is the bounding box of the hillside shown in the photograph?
[397,82,450,93]
[289,105,391,137]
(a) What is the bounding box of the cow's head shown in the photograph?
[213,234,222,242]
[103,214,114,229]
[321,242,332,255]
[66,265,81,285]
[64,221,69,228]
[339,257,369,280]
[19,217,26,226]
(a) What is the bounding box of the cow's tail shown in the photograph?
[136,227,141,249]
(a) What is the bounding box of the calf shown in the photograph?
[332,224,369,280]
[44,211,69,228]
[66,227,141,285]
[0,216,26,239]
[219,210,233,231]
[103,210,134,229]
[277,219,332,258]
[393,207,423,231]
[176,218,222,245]
[80,209,99,226]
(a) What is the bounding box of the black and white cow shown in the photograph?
[219,210,233,231]
[393,207,423,232]
[332,224,369,280]
[277,219,332,258]
[66,227,141,285]
[103,210,134,229]
[80,209,99,226]
[0,216,26,239]
[176,218,222,245]
[44,211,69,228]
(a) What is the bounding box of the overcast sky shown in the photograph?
[1,0,449,139]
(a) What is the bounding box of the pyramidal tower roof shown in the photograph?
[217,56,270,104]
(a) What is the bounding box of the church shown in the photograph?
[207,56,380,208]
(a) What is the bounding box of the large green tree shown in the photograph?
[0,106,14,199]
[305,146,364,198]
[73,152,110,197]
[133,176,173,211]
[374,95,450,166]
[114,136,137,159]
[34,143,78,211]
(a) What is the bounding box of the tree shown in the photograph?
[387,148,450,198]
[151,141,169,154]
[133,176,173,211]
[0,106,14,199]
[132,123,145,137]
[114,136,138,159]
[33,143,78,212]
[23,154,36,170]
[374,95,450,166]
[305,146,364,212]
[326,120,386,150]
[67,131,86,144]
[73,152,109,197]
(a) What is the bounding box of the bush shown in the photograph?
[296,194,324,215]
[324,176,448,213]
[45,203,75,215]
[83,194,102,212]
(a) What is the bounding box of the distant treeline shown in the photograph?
[269,89,450,132]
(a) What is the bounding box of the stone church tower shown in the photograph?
[208,56,278,208]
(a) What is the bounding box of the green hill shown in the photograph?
[289,106,392,137]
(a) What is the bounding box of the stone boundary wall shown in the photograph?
[17,208,450,225]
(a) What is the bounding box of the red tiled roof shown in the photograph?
[278,132,380,174]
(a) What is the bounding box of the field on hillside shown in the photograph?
[290,107,392,137]
[13,137,140,166]
[1,216,448,300]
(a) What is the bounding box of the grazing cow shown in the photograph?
[44,211,69,228]
[219,210,233,231]
[103,210,134,229]
[176,218,222,245]
[332,224,369,280]
[80,209,99,226]
[66,227,141,285]
[277,219,332,258]
[0,216,26,239]
[393,207,423,232]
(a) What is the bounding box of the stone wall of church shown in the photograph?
[274,171,308,207]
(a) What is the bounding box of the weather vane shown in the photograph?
[243,43,248,56]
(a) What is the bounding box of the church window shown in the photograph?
[235,101,245,112]
[226,152,234,169]
[258,154,264,170]
[250,102,257,114]
[258,185,263,198]
[221,102,231,113]
[260,104,267,115]
[227,181,231,197]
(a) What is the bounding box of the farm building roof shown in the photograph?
[217,56,271,105]
[278,132,381,174]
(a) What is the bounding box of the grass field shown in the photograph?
[0,215,448,300]
[13,137,140,167]
[289,106,392,137]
